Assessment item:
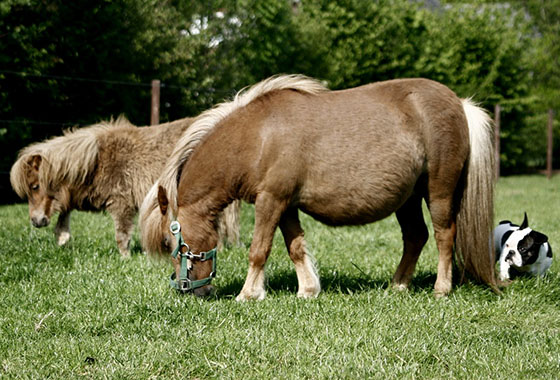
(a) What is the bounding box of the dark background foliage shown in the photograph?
[1,0,558,201]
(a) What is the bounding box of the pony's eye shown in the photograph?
[31,184,39,191]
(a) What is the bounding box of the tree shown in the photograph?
[0,0,551,185]
[519,0,560,110]
[0,0,186,171]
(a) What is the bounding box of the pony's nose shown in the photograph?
[193,285,215,298]
[31,216,49,228]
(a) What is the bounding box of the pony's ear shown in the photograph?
[28,155,42,171]
[157,185,169,216]
[520,212,529,230]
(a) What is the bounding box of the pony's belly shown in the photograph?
[297,181,414,226]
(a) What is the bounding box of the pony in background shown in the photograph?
[143,74,497,299]
[10,117,240,257]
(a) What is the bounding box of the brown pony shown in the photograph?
[10,116,240,257]
[146,74,497,299]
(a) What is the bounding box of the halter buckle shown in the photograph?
[170,220,181,234]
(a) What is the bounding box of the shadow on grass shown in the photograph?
[215,268,440,298]
[129,239,145,256]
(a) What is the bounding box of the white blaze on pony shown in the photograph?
[141,74,498,299]
[10,116,240,257]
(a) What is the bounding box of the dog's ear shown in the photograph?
[529,230,548,245]
[520,212,529,230]
[157,185,168,216]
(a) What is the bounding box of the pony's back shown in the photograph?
[94,117,193,209]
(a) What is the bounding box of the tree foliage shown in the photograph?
[0,0,556,180]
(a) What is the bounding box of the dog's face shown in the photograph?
[502,228,548,268]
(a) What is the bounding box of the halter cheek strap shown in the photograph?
[169,220,217,292]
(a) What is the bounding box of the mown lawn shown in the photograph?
[1,175,559,379]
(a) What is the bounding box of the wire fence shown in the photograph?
[1,70,237,129]
[1,71,557,204]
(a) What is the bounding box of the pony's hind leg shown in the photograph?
[428,195,457,297]
[279,208,320,298]
[392,194,428,291]
[54,211,71,246]
[110,206,135,258]
[237,192,287,301]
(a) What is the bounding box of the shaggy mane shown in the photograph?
[10,116,134,197]
[140,74,328,226]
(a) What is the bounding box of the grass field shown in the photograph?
[1,175,559,379]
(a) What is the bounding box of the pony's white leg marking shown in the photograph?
[236,265,267,301]
[294,251,321,298]
[236,192,285,301]
[279,208,320,298]
[54,212,71,246]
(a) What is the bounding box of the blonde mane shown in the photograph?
[140,74,328,224]
[10,116,134,197]
[10,143,42,198]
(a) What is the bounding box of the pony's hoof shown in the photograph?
[297,286,321,299]
[392,283,408,292]
[434,280,451,298]
[119,251,131,259]
[434,290,450,299]
[236,289,266,301]
[56,232,71,246]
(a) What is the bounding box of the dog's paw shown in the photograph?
[497,278,513,288]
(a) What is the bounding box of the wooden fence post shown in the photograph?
[547,109,554,179]
[151,79,160,125]
[494,104,501,180]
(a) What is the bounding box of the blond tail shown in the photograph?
[455,99,498,290]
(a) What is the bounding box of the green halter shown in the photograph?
[169,220,217,292]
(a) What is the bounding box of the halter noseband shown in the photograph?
[169,220,217,292]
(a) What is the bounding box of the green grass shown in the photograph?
[1,175,559,379]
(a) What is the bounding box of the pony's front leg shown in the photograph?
[279,208,320,298]
[54,211,71,246]
[237,192,286,301]
[110,207,135,258]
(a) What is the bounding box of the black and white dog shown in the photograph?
[494,213,552,281]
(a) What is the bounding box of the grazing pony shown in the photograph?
[145,74,497,299]
[10,117,240,257]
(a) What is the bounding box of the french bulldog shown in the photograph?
[494,213,552,281]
